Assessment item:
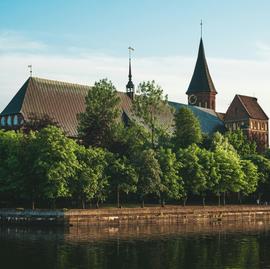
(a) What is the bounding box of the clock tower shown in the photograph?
[186,38,217,111]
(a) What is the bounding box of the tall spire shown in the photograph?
[126,46,135,99]
[186,38,217,95]
[186,24,217,111]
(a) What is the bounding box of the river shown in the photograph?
[1,221,270,269]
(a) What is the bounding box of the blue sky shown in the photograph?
[1,0,270,114]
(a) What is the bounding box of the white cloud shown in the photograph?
[0,31,47,52]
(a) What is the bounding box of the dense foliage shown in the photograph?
[0,79,270,208]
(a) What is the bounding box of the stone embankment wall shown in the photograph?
[1,206,270,226]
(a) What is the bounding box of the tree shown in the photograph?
[72,145,108,209]
[225,129,256,157]
[0,130,23,203]
[108,121,151,158]
[157,148,184,206]
[132,81,172,148]
[211,132,244,205]
[244,154,270,200]
[77,79,120,148]
[32,126,79,207]
[240,160,258,198]
[107,155,138,208]
[136,149,161,207]
[173,107,202,149]
[22,112,59,134]
[178,144,208,205]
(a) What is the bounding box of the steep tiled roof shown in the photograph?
[186,38,217,94]
[237,95,268,120]
[1,77,224,136]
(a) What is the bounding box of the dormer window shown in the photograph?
[7,116,12,126]
[0,117,6,127]
[13,115,18,126]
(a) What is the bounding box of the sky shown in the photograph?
[1,0,270,115]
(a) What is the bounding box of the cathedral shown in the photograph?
[0,38,268,151]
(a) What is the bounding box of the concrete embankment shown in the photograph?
[1,206,270,226]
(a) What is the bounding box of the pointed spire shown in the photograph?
[186,38,217,94]
[126,47,135,99]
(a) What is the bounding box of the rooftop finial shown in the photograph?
[126,46,135,99]
[28,65,32,77]
[200,20,203,38]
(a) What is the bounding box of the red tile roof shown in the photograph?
[237,95,268,120]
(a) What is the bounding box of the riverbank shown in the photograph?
[1,205,270,226]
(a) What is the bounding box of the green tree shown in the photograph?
[136,149,161,207]
[157,147,184,206]
[33,126,79,207]
[173,107,202,149]
[72,145,108,208]
[132,80,172,148]
[108,155,138,208]
[0,130,23,203]
[240,160,258,198]
[178,144,208,205]
[211,132,244,205]
[78,79,120,148]
[225,129,256,157]
[244,154,270,200]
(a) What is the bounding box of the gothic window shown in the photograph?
[0,117,5,126]
[205,102,208,108]
[250,121,253,129]
[198,102,202,107]
[7,116,12,126]
[233,123,236,130]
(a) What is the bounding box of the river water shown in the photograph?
[1,221,270,269]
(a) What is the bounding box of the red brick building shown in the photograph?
[224,95,268,152]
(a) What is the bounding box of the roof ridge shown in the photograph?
[31,76,91,88]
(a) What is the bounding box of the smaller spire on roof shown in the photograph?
[126,46,135,99]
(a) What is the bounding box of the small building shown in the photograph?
[224,95,269,151]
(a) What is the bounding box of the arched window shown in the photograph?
[7,116,12,126]
[13,115,18,126]
[205,102,208,108]
[0,117,5,126]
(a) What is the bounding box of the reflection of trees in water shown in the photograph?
[1,223,270,269]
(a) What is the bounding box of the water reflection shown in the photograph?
[1,221,270,269]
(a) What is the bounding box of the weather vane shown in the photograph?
[28,65,32,77]
[200,20,203,38]
[128,46,134,59]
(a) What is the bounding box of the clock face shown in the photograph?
[189,94,197,105]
